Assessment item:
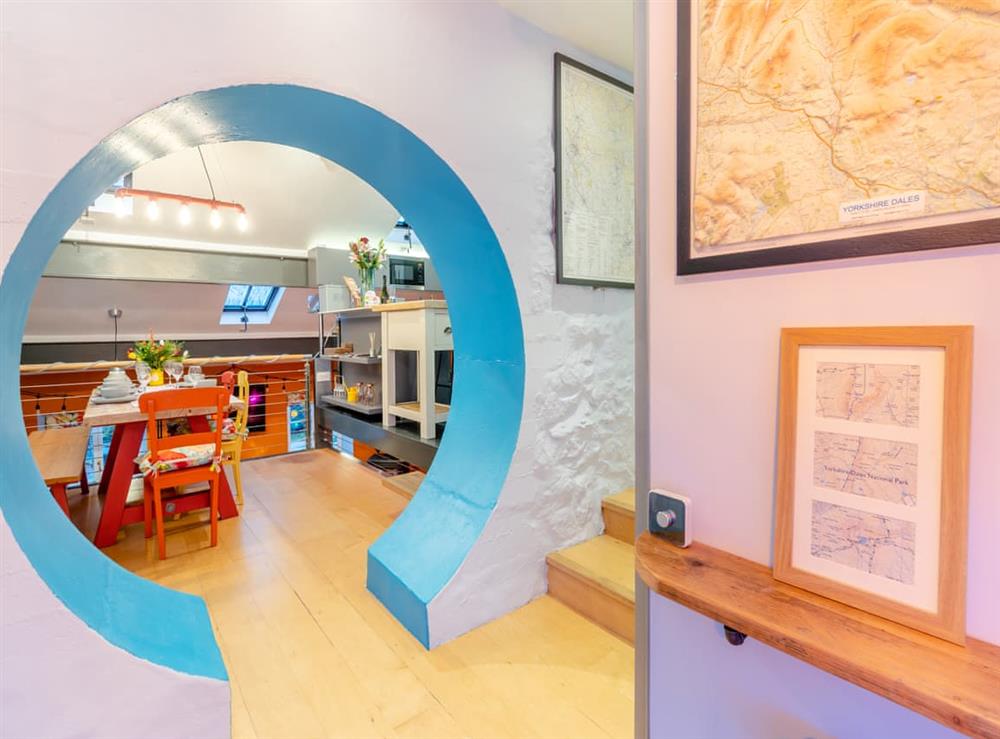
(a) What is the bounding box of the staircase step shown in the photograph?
[602,488,636,543]
[382,471,425,499]
[546,535,635,643]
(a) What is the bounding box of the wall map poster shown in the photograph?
[774,327,972,644]
[555,54,635,288]
[677,1,1000,274]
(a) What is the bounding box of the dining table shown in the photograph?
[82,384,246,548]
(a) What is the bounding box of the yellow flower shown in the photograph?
[128,351,136,359]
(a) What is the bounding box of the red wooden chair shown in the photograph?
[137,387,228,559]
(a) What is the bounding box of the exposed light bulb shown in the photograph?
[146,199,159,221]
[114,195,127,218]
[210,207,222,229]
[179,203,192,225]
[237,212,249,232]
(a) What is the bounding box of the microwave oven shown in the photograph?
[388,257,425,288]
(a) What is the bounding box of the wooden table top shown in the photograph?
[82,388,245,427]
[28,426,91,484]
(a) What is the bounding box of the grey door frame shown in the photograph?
[633,2,651,738]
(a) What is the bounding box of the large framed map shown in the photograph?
[555,53,634,288]
[677,1,1000,275]
[774,326,972,644]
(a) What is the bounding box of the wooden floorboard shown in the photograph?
[70,449,633,739]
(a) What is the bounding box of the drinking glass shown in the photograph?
[187,365,204,385]
[165,361,183,386]
[134,361,151,394]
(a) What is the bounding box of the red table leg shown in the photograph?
[94,422,145,548]
[50,484,70,517]
[97,424,124,497]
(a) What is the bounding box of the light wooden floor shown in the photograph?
[71,450,634,739]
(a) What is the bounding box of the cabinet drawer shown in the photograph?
[433,311,453,350]
[385,311,423,350]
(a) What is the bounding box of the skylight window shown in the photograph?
[219,284,285,327]
[223,284,280,312]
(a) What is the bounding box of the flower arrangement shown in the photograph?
[128,334,187,370]
[348,236,386,272]
[348,236,386,297]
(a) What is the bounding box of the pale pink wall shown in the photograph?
[2,2,634,734]
[644,1,999,736]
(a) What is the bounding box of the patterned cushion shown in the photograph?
[137,444,217,476]
[221,417,247,441]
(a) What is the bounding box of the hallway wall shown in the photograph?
[1,1,634,732]
[643,3,999,737]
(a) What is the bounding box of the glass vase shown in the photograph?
[358,267,376,300]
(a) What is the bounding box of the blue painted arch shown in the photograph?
[0,84,525,675]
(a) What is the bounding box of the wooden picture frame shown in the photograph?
[774,326,972,643]
[677,1,1000,275]
[554,53,635,288]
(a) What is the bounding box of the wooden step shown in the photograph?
[546,535,635,643]
[602,488,635,543]
[381,471,424,499]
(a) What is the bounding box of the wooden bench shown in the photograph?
[28,426,91,517]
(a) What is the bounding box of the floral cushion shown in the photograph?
[221,417,247,441]
[136,444,217,476]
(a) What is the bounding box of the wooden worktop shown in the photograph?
[371,300,447,313]
[636,533,1000,738]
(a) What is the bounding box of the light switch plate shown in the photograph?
[648,489,692,548]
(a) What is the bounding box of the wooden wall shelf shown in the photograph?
[635,533,1000,738]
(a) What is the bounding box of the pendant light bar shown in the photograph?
[113,187,249,230]
[114,187,246,213]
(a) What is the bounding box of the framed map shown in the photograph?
[554,53,635,288]
[774,326,972,644]
[677,1,1000,275]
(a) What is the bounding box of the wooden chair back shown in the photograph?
[233,370,250,434]
[138,387,228,460]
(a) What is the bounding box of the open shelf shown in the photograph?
[318,306,376,317]
[635,532,1000,737]
[321,354,381,365]
[388,401,449,423]
[319,394,382,416]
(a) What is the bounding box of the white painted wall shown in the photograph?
[0,510,231,739]
[643,3,999,736]
[1,1,634,731]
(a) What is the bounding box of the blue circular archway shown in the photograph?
[0,84,524,676]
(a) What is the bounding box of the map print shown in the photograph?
[693,0,1000,254]
[560,64,634,283]
[811,501,915,584]
[814,431,917,506]
[815,362,920,428]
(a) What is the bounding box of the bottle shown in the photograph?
[380,274,390,304]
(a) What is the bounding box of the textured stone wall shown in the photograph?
[428,61,634,644]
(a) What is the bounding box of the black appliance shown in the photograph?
[388,256,425,288]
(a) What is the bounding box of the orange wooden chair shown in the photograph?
[137,387,228,559]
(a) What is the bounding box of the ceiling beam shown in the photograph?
[45,241,309,287]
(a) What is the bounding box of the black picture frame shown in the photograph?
[554,52,635,288]
[676,1,1000,276]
